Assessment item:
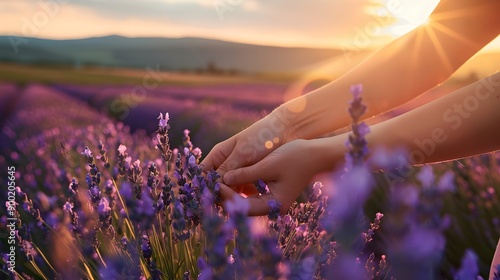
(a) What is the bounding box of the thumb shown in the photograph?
[200,140,234,172]
[223,162,270,186]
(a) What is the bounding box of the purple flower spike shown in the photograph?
[254,179,269,195]
[350,83,363,99]
[268,198,282,220]
[417,165,434,188]
[348,84,367,122]
[345,83,370,170]
[454,249,479,280]
[157,112,169,128]
[188,155,196,168]
[308,181,323,203]
[225,195,250,216]
[117,144,127,156]
[81,146,93,158]
[97,197,111,217]
[63,201,74,213]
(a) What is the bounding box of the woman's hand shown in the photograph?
[219,137,345,216]
[201,109,298,179]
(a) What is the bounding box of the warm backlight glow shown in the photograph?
[383,0,440,37]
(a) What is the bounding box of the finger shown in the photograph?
[252,179,300,216]
[219,184,289,217]
[233,183,259,197]
[218,183,238,201]
[246,192,290,216]
[219,186,272,216]
[223,162,272,186]
[200,140,234,172]
[215,152,244,180]
[246,194,273,216]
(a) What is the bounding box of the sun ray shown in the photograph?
[429,21,478,48]
[422,24,454,74]
[410,26,426,67]
[429,2,496,22]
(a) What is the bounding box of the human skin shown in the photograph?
[218,70,500,279]
[205,0,500,275]
[201,0,500,184]
[219,71,500,215]
[492,240,500,280]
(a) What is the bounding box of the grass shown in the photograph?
[0,62,300,86]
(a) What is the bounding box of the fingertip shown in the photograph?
[218,183,237,201]
[223,172,234,185]
[246,195,271,216]
[199,159,212,172]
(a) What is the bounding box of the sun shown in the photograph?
[382,0,440,37]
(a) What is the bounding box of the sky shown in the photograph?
[1,0,499,51]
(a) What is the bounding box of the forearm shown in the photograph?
[315,72,500,171]
[365,72,500,164]
[276,0,500,141]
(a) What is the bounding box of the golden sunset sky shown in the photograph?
[1,0,499,51]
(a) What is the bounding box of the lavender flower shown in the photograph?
[96,140,110,169]
[117,144,130,177]
[224,195,253,274]
[348,84,366,121]
[254,179,269,195]
[121,236,129,250]
[97,197,111,218]
[127,158,143,199]
[146,162,160,190]
[162,174,174,208]
[417,165,434,188]
[268,198,281,220]
[155,112,172,162]
[63,201,74,213]
[345,84,370,170]
[454,249,479,280]
[81,146,93,163]
[117,144,127,156]
[141,234,153,259]
[158,112,169,128]
[361,212,383,244]
[183,129,193,150]
[172,200,190,241]
[104,179,116,208]
[225,194,250,216]
[308,181,323,203]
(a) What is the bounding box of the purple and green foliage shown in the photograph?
[0,83,499,279]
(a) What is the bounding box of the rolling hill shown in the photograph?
[0,35,366,73]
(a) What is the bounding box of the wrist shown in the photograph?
[308,136,347,173]
[266,106,300,144]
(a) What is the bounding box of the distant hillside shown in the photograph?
[1,35,498,76]
[0,35,368,73]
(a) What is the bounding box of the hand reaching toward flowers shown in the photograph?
[200,111,296,180]
[202,0,500,182]
[219,70,500,216]
[218,138,345,215]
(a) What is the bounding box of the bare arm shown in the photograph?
[363,71,500,164]
[282,0,500,140]
[222,72,500,215]
[202,0,500,181]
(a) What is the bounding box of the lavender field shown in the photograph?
[1,79,500,280]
